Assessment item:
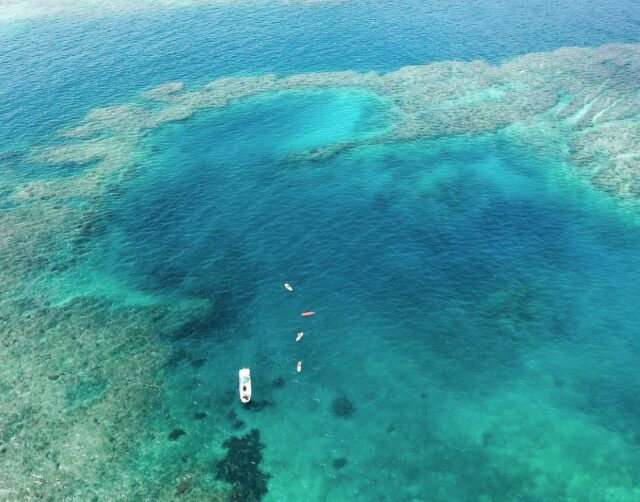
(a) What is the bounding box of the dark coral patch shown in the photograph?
[332,457,348,469]
[220,390,236,406]
[332,397,356,418]
[233,420,246,431]
[271,376,285,389]
[246,399,273,412]
[216,429,270,501]
[168,428,186,441]
[190,358,207,368]
[171,284,253,341]
[193,411,208,420]
[164,348,189,369]
[175,477,191,495]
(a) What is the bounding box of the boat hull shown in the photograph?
[239,368,251,403]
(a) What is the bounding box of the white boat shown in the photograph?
[296,331,304,342]
[284,282,293,292]
[296,361,302,373]
[239,368,251,403]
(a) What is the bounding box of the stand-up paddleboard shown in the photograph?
[297,361,302,373]
[284,283,293,292]
[296,332,304,342]
[239,368,251,404]
[301,311,315,317]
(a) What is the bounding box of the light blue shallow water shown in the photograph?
[2,1,640,501]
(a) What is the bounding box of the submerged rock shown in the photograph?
[554,376,565,388]
[174,476,191,496]
[168,428,186,441]
[220,390,236,406]
[164,348,189,369]
[332,396,356,418]
[190,358,207,368]
[332,457,348,469]
[271,376,285,389]
[216,429,269,501]
[193,411,208,420]
[246,399,273,412]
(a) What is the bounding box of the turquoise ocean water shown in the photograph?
[1,1,640,500]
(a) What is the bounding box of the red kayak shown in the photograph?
[301,311,316,317]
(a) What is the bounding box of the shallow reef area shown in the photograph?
[0,296,178,499]
[14,43,639,210]
[331,396,356,418]
[216,429,270,501]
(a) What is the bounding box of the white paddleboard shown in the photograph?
[239,368,251,403]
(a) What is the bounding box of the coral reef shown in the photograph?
[246,399,274,412]
[271,376,286,388]
[332,457,348,469]
[0,187,222,500]
[169,428,187,440]
[215,429,270,501]
[16,43,640,210]
[1,41,639,500]
[190,358,208,368]
[332,396,356,418]
[0,295,204,500]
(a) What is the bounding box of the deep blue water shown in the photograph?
[89,88,640,498]
[3,1,640,500]
[1,0,639,145]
